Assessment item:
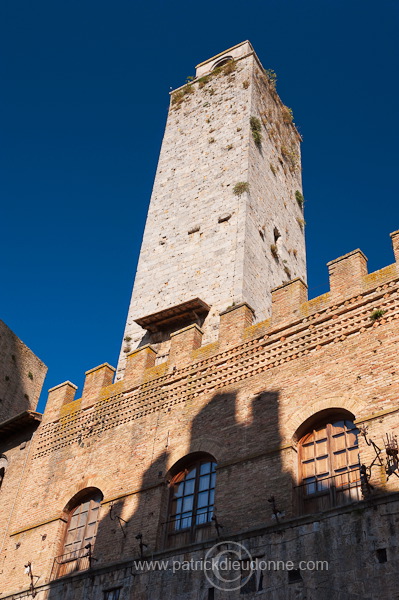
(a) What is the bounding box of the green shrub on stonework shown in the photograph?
[198,76,210,89]
[233,182,249,196]
[250,116,262,148]
[222,60,236,75]
[370,309,386,322]
[282,106,294,124]
[295,190,304,208]
[171,84,193,109]
[264,68,277,87]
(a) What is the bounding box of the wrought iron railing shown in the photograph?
[294,468,362,515]
[51,544,93,579]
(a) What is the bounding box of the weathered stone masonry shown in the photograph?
[0,320,47,423]
[117,41,306,378]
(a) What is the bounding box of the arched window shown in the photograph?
[167,454,217,547]
[296,416,361,514]
[53,488,103,578]
[212,56,233,70]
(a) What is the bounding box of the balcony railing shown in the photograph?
[294,468,362,515]
[51,544,93,579]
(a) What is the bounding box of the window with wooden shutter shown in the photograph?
[63,494,101,555]
[52,489,102,578]
[297,419,361,513]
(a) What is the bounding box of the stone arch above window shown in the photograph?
[295,411,361,514]
[293,408,356,443]
[212,56,233,70]
[288,399,364,438]
[166,452,217,548]
[63,486,103,514]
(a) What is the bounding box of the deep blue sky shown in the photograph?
[1,0,398,412]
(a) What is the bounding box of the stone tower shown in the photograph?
[117,41,306,377]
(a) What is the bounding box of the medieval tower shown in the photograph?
[117,41,306,377]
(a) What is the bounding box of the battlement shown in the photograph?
[41,230,399,425]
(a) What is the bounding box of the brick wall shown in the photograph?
[1,236,399,598]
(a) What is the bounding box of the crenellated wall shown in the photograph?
[41,229,399,426]
[1,233,399,598]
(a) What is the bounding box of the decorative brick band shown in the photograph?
[33,280,399,458]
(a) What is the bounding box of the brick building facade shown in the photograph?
[1,42,399,600]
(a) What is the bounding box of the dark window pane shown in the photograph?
[172,498,182,514]
[184,479,195,495]
[186,467,197,480]
[181,515,192,529]
[182,496,194,512]
[197,491,209,508]
[196,510,208,525]
[200,462,211,475]
[174,482,184,497]
[199,475,210,491]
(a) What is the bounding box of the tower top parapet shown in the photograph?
[195,40,254,77]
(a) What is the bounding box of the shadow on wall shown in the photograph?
[45,388,291,599]
[45,386,393,600]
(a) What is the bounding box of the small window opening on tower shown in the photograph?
[240,559,257,594]
[258,571,264,591]
[288,569,302,584]
[104,588,122,600]
[212,56,233,70]
[376,548,387,563]
[208,588,215,600]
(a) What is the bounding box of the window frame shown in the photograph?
[166,455,217,545]
[53,488,103,579]
[296,415,361,513]
[62,493,102,557]
[103,588,122,600]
